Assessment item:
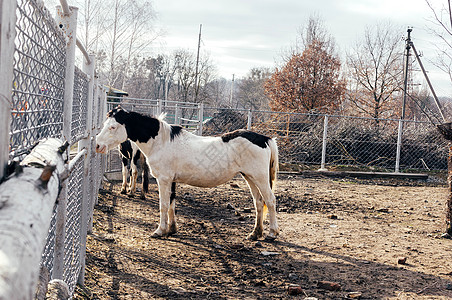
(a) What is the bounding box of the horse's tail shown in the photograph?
[263,138,278,219]
[268,138,279,193]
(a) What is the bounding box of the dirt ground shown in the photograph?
[75,173,452,300]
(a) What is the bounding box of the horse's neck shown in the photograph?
[133,135,167,162]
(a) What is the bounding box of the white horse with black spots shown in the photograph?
[95,106,279,240]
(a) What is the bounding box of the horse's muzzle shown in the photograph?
[95,144,107,154]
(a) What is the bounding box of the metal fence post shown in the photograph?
[198,103,204,135]
[319,115,329,171]
[0,0,16,179]
[53,5,78,280]
[395,119,403,173]
[77,54,95,285]
[157,98,162,115]
[247,109,252,130]
[175,104,180,125]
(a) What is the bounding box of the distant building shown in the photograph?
[106,86,128,103]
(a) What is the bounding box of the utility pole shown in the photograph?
[194,24,202,102]
[401,27,412,120]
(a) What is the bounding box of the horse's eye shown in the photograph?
[110,126,116,130]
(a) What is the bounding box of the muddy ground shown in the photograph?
[75,173,452,299]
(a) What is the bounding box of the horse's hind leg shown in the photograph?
[250,176,279,240]
[120,157,128,194]
[243,175,265,240]
[128,160,138,198]
[139,161,150,200]
[168,182,177,235]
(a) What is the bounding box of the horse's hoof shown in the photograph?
[265,229,279,241]
[151,231,163,238]
[264,235,277,242]
[168,224,177,236]
[140,194,145,200]
[247,232,259,241]
[120,190,127,194]
[128,193,134,198]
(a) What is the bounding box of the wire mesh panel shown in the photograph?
[201,108,448,171]
[71,67,89,143]
[203,107,248,135]
[253,111,325,165]
[40,203,58,274]
[400,120,447,170]
[107,97,159,115]
[64,155,84,294]
[325,116,399,169]
[10,0,66,159]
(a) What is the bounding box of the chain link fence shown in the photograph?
[203,108,448,172]
[2,0,107,296]
[10,0,66,159]
[104,102,448,174]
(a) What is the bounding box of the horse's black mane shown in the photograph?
[108,106,183,143]
[109,107,160,143]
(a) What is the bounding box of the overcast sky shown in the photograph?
[152,0,452,96]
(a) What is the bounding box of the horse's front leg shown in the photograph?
[152,179,172,238]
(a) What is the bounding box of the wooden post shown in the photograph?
[447,143,452,235]
[0,0,17,179]
[0,139,67,299]
[53,5,78,280]
[77,54,95,285]
[436,123,452,235]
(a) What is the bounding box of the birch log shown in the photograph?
[0,138,68,300]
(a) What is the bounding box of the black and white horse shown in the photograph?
[96,106,279,240]
[119,140,149,199]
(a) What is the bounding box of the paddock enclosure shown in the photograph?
[1,0,452,299]
[80,175,452,299]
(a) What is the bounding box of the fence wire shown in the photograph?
[64,154,84,294]
[10,0,66,159]
[103,103,448,173]
[40,203,58,274]
[72,67,89,143]
[203,108,449,172]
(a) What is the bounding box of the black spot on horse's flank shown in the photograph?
[170,125,182,141]
[133,149,142,166]
[221,129,270,148]
[119,140,133,160]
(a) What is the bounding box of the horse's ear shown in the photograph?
[113,109,128,124]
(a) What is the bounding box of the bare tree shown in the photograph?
[236,68,271,110]
[204,78,230,107]
[346,22,404,119]
[426,0,452,82]
[75,0,159,88]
